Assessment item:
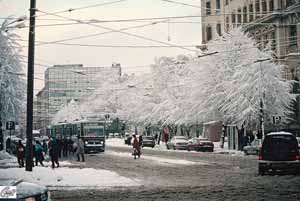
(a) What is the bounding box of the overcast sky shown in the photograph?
[1,0,202,92]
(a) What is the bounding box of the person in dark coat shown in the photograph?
[42,140,48,155]
[48,137,59,168]
[35,141,44,166]
[139,135,143,149]
[6,138,11,153]
[62,137,68,157]
[16,140,25,168]
[68,138,74,155]
[57,137,62,158]
[132,135,140,159]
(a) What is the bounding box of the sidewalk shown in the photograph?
[0,150,83,168]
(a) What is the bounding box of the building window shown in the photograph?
[216,23,222,36]
[231,13,236,26]
[255,1,260,19]
[262,0,267,12]
[216,0,221,11]
[269,0,274,11]
[271,31,276,51]
[289,25,298,47]
[207,26,212,41]
[206,1,211,15]
[243,7,248,23]
[286,0,296,7]
[225,0,229,5]
[226,16,230,32]
[249,4,254,21]
[237,8,242,25]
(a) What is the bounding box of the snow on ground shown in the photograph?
[107,151,210,166]
[0,166,140,189]
[106,138,245,156]
[0,151,79,168]
[213,142,244,156]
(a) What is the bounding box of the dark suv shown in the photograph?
[258,132,300,175]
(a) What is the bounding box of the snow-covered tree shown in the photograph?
[188,28,296,127]
[52,99,83,123]
[0,17,26,123]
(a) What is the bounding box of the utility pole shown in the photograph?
[25,0,36,171]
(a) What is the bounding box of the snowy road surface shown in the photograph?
[50,144,300,201]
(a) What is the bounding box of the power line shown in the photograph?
[23,19,170,48]
[36,9,200,53]
[34,0,129,18]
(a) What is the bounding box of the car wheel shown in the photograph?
[244,151,248,155]
[166,145,170,150]
[258,165,265,175]
[187,148,190,152]
[152,146,155,148]
[173,146,176,150]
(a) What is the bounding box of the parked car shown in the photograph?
[142,136,155,148]
[296,137,300,149]
[0,179,51,201]
[166,136,189,150]
[258,132,300,175]
[243,139,262,155]
[124,133,132,145]
[187,137,214,152]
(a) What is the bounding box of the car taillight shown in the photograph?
[258,154,263,160]
[296,154,300,160]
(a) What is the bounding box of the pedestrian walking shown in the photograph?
[6,138,11,153]
[76,136,85,162]
[62,137,68,157]
[42,139,48,155]
[16,140,25,168]
[68,138,74,155]
[57,137,62,158]
[132,135,140,159]
[48,137,59,168]
[139,135,143,148]
[35,141,44,166]
[154,133,158,144]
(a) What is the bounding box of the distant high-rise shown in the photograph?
[36,64,121,135]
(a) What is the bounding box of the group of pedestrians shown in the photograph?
[15,135,85,169]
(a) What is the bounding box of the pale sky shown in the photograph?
[1,0,202,92]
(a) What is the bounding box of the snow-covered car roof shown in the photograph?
[266,132,293,136]
[0,179,48,200]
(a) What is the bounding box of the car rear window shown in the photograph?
[263,135,298,151]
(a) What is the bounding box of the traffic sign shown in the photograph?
[6,121,15,130]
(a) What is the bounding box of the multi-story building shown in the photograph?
[35,64,122,134]
[201,0,300,78]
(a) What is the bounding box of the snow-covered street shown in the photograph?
[2,139,300,200]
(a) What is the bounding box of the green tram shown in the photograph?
[48,120,106,153]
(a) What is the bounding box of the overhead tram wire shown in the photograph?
[36,9,200,53]
[23,19,171,48]
[29,19,300,28]
[34,0,129,18]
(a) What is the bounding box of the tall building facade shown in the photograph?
[201,0,300,78]
[36,64,121,134]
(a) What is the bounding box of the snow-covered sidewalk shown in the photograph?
[0,151,140,189]
[0,166,140,189]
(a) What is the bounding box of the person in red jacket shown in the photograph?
[16,140,25,168]
[132,135,141,159]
